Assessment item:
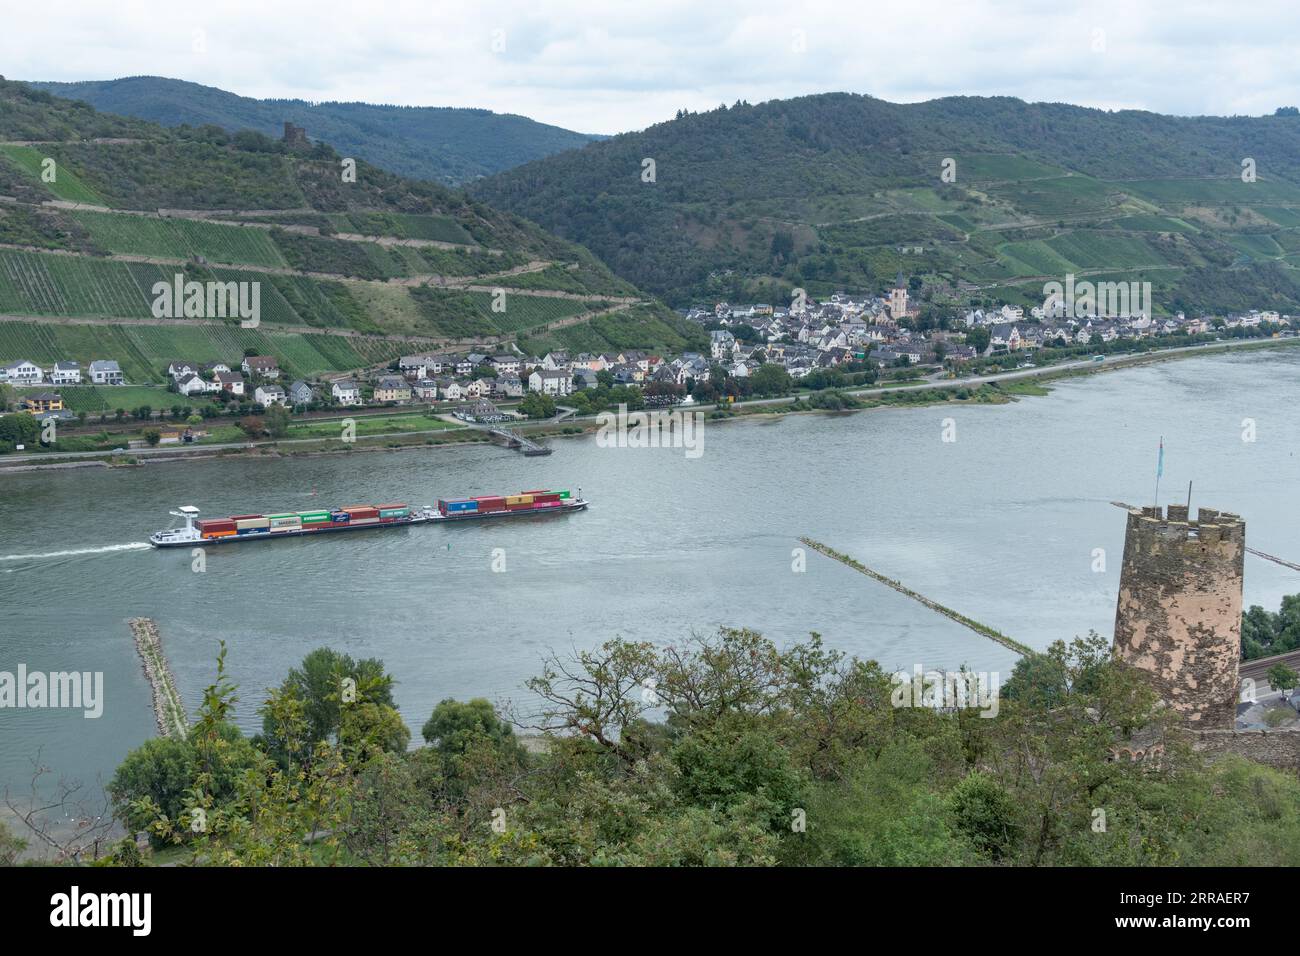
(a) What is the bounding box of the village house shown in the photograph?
[373,376,412,403]
[2,359,43,385]
[20,391,63,414]
[287,380,314,405]
[241,355,281,380]
[412,379,439,401]
[528,368,573,397]
[175,373,214,397]
[493,374,524,398]
[255,384,287,407]
[399,354,437,379]
[331,380,362,406]
[541,351,571,371]
[88,360,124,385]
[436,378,463,402]
[214,370,245,396]
[488,354,521,375]
[48,361,81,385]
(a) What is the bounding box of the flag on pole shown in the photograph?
[1156,437,1164,478]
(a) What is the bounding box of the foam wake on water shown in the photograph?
[0,542,151,562]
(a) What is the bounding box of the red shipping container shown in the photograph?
[521,489,550,496]
[197,519,237,531]
[228,514,263,521]
[343,506,379,518]
[534,493,560,503]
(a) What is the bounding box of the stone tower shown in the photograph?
[1112,505,1245,727]
[889,272,909,321]
[282,121,309,149]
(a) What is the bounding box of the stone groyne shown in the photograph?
[799,537,1034,657]
[127,617,188,739]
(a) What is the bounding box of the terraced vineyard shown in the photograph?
[73,210,288,267]
[0,320,400,383]
[0,248,163,316]
[0,79,691,381]
[327,212,475,244]
[0,145,103,204]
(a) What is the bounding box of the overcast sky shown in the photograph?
[5,0,1300,134]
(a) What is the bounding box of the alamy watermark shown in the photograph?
[595,403,704,459]
[152,274,261,327]
[0,664,103,718]
[891,664,1000,717]
[1042,273,1150,320]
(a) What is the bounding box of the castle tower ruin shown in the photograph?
[1112,505,1245,728]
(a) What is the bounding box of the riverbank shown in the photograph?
[3,335,1296,471]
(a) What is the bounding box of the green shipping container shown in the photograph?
[379,508,410,518]
[298,512,330,521]
[557,490,570,499]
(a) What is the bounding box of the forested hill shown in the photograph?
[0,79,701,381]
[471,92,1300,312]
[27,76,603,186]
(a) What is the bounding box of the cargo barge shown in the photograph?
[149,489,586,547]
[432,488,587,521]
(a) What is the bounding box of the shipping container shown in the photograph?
[534,493,560,503]
[376,503,409,511]
[349,517,379,526]
[329,512,351,523]
[201,528,237,538]
[228,514,263,521]
[297,511,330,521]
[439,499,478,514]
[236,517,271,530]
[196,519,237,532]
[476,497,506,513]
[343,506,380,519]
[557,490,571,499]
[378,508,410,519]
[505,494,534,506]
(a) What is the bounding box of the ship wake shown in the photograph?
[0,542,151,562]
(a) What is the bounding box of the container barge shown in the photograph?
[149,489,586,547]
[432,488,587,521]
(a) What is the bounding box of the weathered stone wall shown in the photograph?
[1189,728,1300,772]
[1113,505,1245,728]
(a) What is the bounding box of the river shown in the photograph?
[2,348,1298,811]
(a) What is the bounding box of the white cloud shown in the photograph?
[3,0,1300,133]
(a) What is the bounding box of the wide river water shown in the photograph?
[2,348,1298,809]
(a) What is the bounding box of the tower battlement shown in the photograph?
[1113,505,1245,728]
[1125,505,1245,552]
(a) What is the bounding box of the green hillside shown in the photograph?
[472,92,1300,312]
[27,76,604,186]
[0,79,702,378]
